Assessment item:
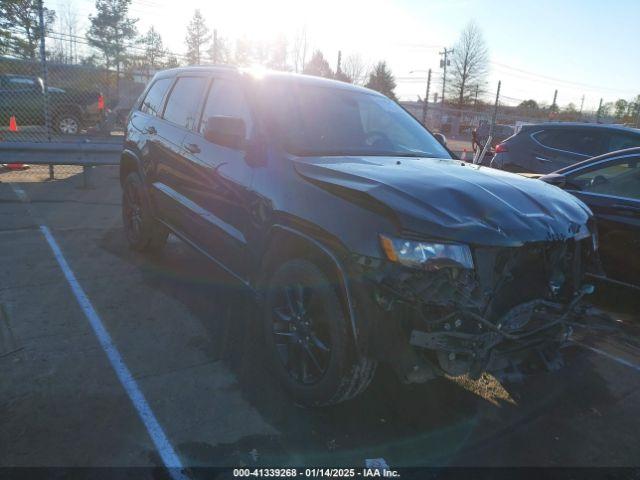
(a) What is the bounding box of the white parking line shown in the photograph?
[39,225,187,479]
[572,340,640,373]
[9,183,28,202]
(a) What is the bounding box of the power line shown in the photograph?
[490,61,638,95]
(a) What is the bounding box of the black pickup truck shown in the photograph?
[0,74,102,134]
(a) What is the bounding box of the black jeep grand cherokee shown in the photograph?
[121,66,598,406]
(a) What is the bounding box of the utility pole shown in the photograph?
[439,48,453,106]
[489,81,501,140]
[336,50,342,75]
[473,84,479,109]
[37,0,53,180]
[579,95,585,114]
[421,69,432,126]
[597,98,603,123]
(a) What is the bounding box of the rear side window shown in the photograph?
[163,76,208,130]
[534,129,603,156]
[605,132,640,152]
[140,78,172,117]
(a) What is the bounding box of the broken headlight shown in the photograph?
[379,234,474,270]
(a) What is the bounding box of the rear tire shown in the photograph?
[54,112,81,135]
[263,259,376,406]
[122,172,168,253]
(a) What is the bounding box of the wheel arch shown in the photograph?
[258,224,365,353]
[120,148,142,186]
[52,103,83,119]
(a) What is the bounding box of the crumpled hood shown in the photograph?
[293,156,593,247]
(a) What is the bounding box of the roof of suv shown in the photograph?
[521,122,640,135]
[154,65,381,96]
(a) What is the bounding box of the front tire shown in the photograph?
[122,172,168,252]
[263,259,376,406]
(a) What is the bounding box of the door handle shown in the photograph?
[145,125,157,135]
[535,155,551,162]
[184,143,201,154]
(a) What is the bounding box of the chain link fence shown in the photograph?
[2,0,639,180]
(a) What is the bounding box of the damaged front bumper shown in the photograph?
[350,236,598,382]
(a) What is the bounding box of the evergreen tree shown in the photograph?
[164,53,180,68]
[0,0,56,60]
[365,61,397,101]
[302,50,333,78]
[87,0,137,84]
[185,9,210,65]
[140,26,165,71]
[208,30,231,64]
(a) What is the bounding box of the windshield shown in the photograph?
[256,80,451,158]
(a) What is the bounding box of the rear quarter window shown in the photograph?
[605,132,640,152]
[140,78,172,117]
[533,129,603,156]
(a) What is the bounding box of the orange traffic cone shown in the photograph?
[6,115,27,169]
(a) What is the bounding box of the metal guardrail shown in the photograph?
[0,140,122,187]
[0,140,121,165]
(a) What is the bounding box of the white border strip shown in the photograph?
[39,225,187,479]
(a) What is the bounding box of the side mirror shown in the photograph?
[203,116,246,149]
[434,132,447,148]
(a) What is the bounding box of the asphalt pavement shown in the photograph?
[1,166,640,474]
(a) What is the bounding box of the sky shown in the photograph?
[50,0,640,109]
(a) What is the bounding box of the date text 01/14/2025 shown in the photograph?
[232,468,400,478]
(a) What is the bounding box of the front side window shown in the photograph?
[199,79,253,138]
[256,80,450,158]
[140,78,172,117]
[163,76,208,130]
[534,129,603,156]
[569,156,640,200]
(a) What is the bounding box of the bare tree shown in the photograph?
[448,22,489,106]
[267,33,289,71]
[59,1,80,63]
[342,53,367,85]
[291,26,308,73]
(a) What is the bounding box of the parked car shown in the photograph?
[490,122,640,174]
[0,74,102,134]
[540,148,640,289]
[121,67,598,406]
